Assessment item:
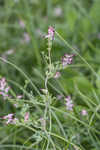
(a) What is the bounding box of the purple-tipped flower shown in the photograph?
[62,54,74,68]
[65,96,74,111]
[2,113,18,124]
[6,117,18,125]
[0,78,10,100]
[45,26,55,40]
[6,118,13,124]
[3,113,14,119]
[5,87,10,93]
[24,112,29,122]
[81,109,88,116]
[54,72,61,79]
[17,95,23,99]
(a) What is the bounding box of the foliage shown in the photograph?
[0,0,100,149]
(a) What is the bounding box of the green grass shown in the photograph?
[0,0,100,149]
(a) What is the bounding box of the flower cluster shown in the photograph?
[81,109,88,116]
[3,113,18,124]
[62,54,74,68]
[65,96,74,111]
[45,26,55,41]
[52,54,74,79]
[0,78,10,100]
[54,71,61,79]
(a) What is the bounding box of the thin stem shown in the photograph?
[55,31,100,81]
[45,75,48,91]
[48,48,52,70]
[51,110,67,139]
[44,35,53,131]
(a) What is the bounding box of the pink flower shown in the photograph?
[62,54,74,68]
[6,118,13,124]
[0,78,10,100]
[45,26,55,40]
[24,112,29,122]
[54,72,61,79]
[65,96,74,111]
[3,113,14,119]
[6,118,18,124]
[3,114,18,125]
[81,110,88,116]
[17,95,23,99]
[5,87,10,93]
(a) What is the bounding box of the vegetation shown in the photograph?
[0,0,100,149]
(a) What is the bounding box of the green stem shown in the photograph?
[55,31,100,81]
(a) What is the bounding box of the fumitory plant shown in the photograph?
[0,26,88,150]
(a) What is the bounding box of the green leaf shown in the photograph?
[74,76,93,94]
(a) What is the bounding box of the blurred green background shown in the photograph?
[0,0,100,149]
